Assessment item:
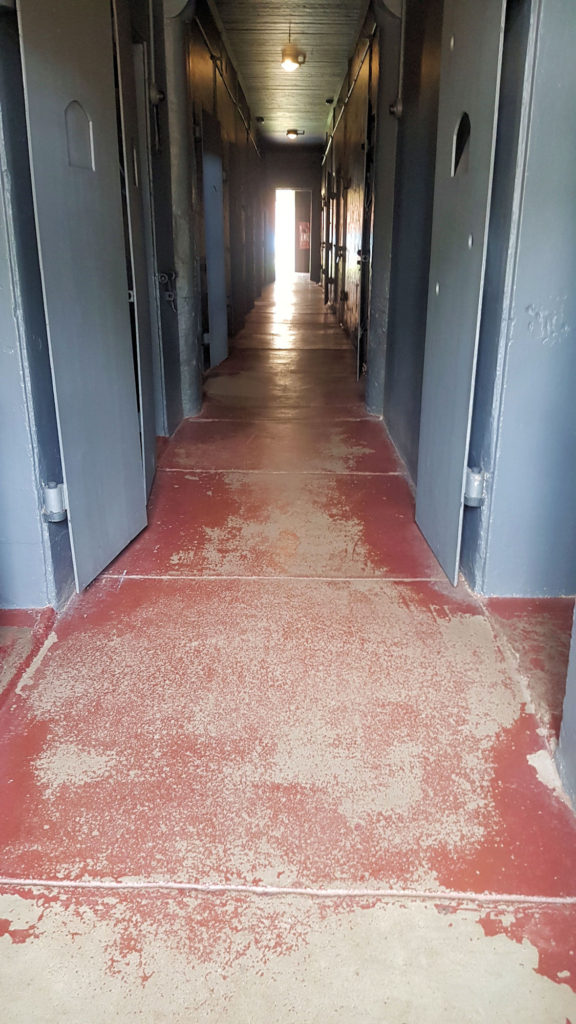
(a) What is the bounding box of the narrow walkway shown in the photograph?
[1,276,575,1020]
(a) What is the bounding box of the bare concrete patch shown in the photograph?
[33,743,118,793]
[0,892,574,1022]
[175,473,377,576]
[527,749,571,806]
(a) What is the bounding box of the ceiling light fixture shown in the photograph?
[286,128,305,140]
[281,24,305,72]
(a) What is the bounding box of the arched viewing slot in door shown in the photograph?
[65,100,94,170]
[452,111,471,176]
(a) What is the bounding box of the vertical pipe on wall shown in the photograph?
[163,0,203,416]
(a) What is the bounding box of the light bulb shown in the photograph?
[281,45,302,72]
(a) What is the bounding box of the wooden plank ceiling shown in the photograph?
[210,0,370,146]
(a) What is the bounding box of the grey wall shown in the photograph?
[0,14,73,608]
[557,606,576,805]
[462,0,576,596]
[164,0,204,419]
[365,7,400,416]
[128,0,188,435]
[264,146,323,284]
[382,0,443,482]
[131,0,187,435]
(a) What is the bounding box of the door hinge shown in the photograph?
[43,481,68,522]
[463,466,485,508]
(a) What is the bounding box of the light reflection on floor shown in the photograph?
[269,276,298,347]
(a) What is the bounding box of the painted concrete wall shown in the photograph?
[557,607,576,805]
[326,29,374,339]
[462,0,576,596]
[187,2,266,340]
[164,0,204,416]
[0,14,74,609]
[365,5,400,417]
[382,0,443,482]
[129,0,185,436]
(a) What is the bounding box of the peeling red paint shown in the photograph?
[0,719,50,849]
[486,598,574,741]
[430,713,576,897]
[478,906,576,993]
[0,607,55,710]
[0,278,575,1013]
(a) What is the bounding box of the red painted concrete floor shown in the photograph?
[1,276,575,1020]
[0,609,55,704]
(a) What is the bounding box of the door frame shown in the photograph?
[112,0,157,498]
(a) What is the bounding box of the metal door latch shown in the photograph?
[158,271,177,313]
[43,482,67,522]
[463,466,485,507]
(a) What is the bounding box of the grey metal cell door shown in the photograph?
[415,0,506,584]
[17,0,147,590]
[112,0,156,497]
[202,112,228,368]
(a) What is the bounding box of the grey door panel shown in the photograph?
[17,0,147,590]
[415,0,506,584]
[113,0,157,498]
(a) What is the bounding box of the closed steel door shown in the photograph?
[18,0,147,590]
[415,0,506,584]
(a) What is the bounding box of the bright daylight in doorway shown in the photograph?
[275,188,295,280]
[272,188,298,345]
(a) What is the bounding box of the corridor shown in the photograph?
[1,276,576,1020]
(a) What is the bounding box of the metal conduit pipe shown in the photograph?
[322,24,377,167]
[193,16,262,158]
[388,0,407,120]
